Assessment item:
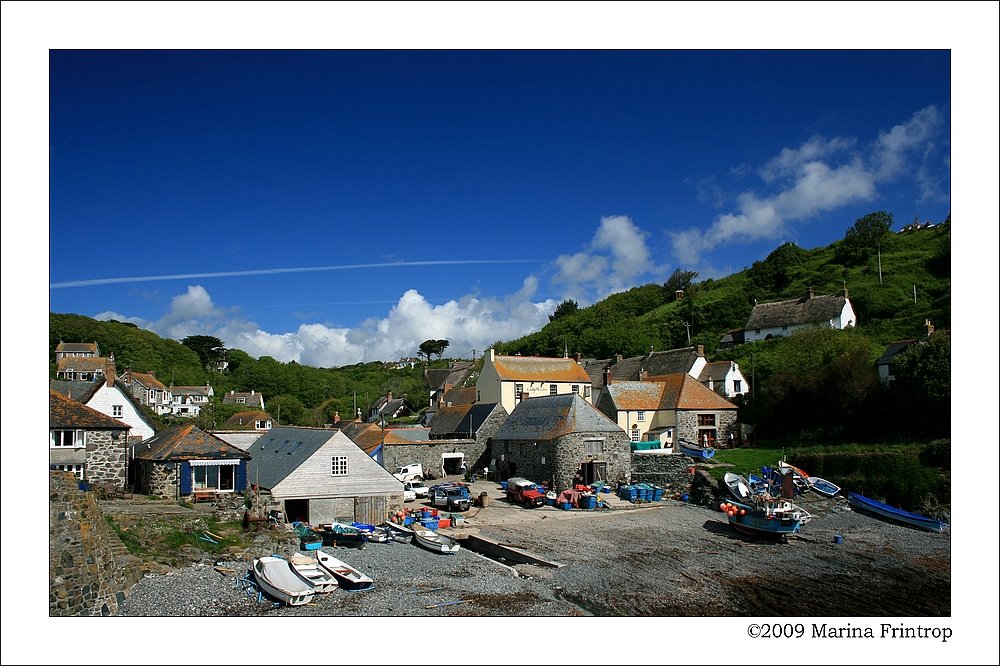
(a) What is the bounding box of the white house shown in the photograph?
[170,384,215,417]
[246,427,404,525]
[476,348,593,414]
[122,370,173,416]
[697,360,750,398]
[743,287,856,343]
[50,375,156,443]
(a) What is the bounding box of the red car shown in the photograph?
[505,477,546,508]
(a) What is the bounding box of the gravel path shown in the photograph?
[115,494,950,618]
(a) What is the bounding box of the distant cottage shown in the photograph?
[743,287,856,343]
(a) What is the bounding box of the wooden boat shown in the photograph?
[846,491,947,533]
[413,527,461,554]
[808,476,841,497]
[287,552,339,593]
[317,522,369,548]
[724,499,802,540]
[747,473,775,496]
[351,522,392,543]
[678,439,715,460]
[252,556,315,606]
[315,551,374,591]
[384,520,415,543]
[777,461,811,491]
[722,472,753,502]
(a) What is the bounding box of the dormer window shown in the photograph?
[236,396,246,404]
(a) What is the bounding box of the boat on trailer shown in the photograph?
[847,491,947,533]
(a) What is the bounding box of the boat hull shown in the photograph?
[318,524,369,549]
[678,442,715,460]
[253,557,315,606]
[315,552,374,591]
[414,528,460,554]
[846,492,946,532]
[808,476,841,497]
[725,501,801,540]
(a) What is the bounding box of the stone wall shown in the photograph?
[86,429,128,484]
[49,471,143,616]
[630,452,696,497]
[383,438,487,480]
[493,430,632,492]
[676,410,739,449]
[136,461,179,497]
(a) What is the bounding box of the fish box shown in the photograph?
[438,518,452,529]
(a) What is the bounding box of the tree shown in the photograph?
[838,210,893,265]
[181,335,228,371]
[548,299,579,322]
[888,331,950,437]
[663,268,698,295]
[418,339,450,361]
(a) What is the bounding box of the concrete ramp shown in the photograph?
[459,533,566,568]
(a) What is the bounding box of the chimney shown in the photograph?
[105,356,117,387]
[488,348,495,362]
[574,352,582,363]
[387,391,393,402]
[675,289,684,301]
[696,344,704,357]
[638,370,648,381]
[251,389,255,395]
[614,353,623,364]
[841,284,850,299]
[334,411,341,424]
[603,368,612,387]
[925,319,935,337]
[807,287,815,300]
[147,370,155,377]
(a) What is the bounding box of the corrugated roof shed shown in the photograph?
[493,393,621,440]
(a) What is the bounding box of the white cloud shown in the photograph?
[669,106,945,264]
[553,215,668,303]
[105,280,558,367]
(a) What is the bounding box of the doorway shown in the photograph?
[284,499,309,524]
[441,452,464,476]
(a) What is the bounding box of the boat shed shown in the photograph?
[131,424,251,499]
[490,393,631,492]
[246,426,404,525]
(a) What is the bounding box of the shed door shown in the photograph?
[355,495,387,525]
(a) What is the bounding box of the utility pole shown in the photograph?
[877,243,883,285]
[684,322,691,343]
[750,351,757,448]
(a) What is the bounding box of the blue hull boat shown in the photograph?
[846,492,947,533]
[678,440,715,460]
[724,500,802,540]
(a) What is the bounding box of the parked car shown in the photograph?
[430,485,472,512]
[505,477,546,508]
[402,484,416,502]
[393,463,424,482]
[405,480,429,498]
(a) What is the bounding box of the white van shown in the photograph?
[393,463,424,482]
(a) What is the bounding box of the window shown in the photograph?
[331,456,349,476]
[584,385,591,397]
[192,463,235,491]
[515,383,524,401]
[255,420,271,429]
[54,463,85,480]
[572,384,579,395]
[754,328,760,335]
[630,426,640,442]
[782,325,788,331]
[51,430,84,448]
[698,414,716,426]
[733,380,742,393]
[236,396,246,404]
[585,439,604,455]
[112,404,123,417]
[637,410,645,422]
[550,384,558,395]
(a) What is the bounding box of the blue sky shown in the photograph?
[4,2,998,660]
[45,47,956,366]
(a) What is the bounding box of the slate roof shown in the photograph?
[429,403,503,438]
[609,347,702,380]
[133,424,250,462]
[580,358,612,387]
[49,389,130,430]
[424,362,474,391]
[223,391,264,405]
[492,355,591,383]
[493,393,621,441]
[644,373,737,411]
[372,396,409,418]
[49,379,102,404]
[245,427,339,488]
[698,361,733,383]
[171,385,213,397]
[223,411,273,429]
[442,386,476,405]
[876,340,918,366]
[129,371,168,391]
[55,341,99,354]
[744,293,849,330]
[56,357,109,373]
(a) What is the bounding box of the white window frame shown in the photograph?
[51,430,85,448]
[637,410,646,422]
[112,404,123,417]
[54,463,85,480]
[331,455,349,476]
[733,379,742,393]
[549,384,558,395]
[572,384,579,395]
[630,426,640,442]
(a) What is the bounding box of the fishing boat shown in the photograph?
[317,522,369,549]
[315,551,374,591]
[747,472,775,496]
[384,520,415,543]
[722,472,753,502]
[808,476,841,497]
[678,439,716,460]
[413,527,461,554]
[777,460,811,491]
[351,522,392,543]
[722,499,803,540]
[846,492,948,533]
[252,556,315,606]
[287,552,339,593]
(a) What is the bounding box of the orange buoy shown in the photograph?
[740,509,746,516]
